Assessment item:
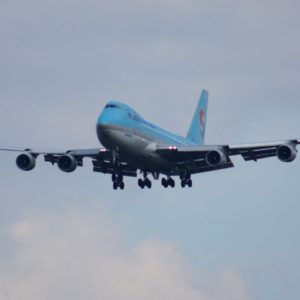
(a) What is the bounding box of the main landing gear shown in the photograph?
[180,173,192,188]
[111,172,193,190]
[160,174,192,188]
[112,173,125,190]
[161,177,175,188]
[138,172,152,189]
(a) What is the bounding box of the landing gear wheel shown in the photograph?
[119,181,125,190]
[187,179,192,188]
[169,178,175,188]
[181,180,186,188]
[113,182,118,190]
[145,179,152,189]
[161,178,168,188]
[138,178,145,189]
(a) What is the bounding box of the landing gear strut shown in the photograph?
[112,173,125,190]
[138,172,152,189]
[111,149,125,190]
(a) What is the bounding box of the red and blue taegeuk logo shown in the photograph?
[199,109,205,137]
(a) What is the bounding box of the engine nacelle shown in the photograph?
[57,154,77,172]
[277,144,297,162]
[206,150,227,166]
[16,153,36,171]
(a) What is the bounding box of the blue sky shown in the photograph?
[0,0,300,299]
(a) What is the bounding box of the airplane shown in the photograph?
[1,90,299,190]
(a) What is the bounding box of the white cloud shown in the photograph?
[0,207,251,300]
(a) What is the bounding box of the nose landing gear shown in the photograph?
[111,150,125,190]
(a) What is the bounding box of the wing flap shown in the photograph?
[192,161,234,174]
[92,159,137,177]
[237,148,277,161]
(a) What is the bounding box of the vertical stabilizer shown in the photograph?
[186,90,209,145]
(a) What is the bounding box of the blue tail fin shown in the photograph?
[186,90,209,145]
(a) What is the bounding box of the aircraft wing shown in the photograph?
[227,139,300,160]
[1,139,299,177]
[156,139,300,174]
[0,146,138,177]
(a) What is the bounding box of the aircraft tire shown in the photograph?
[161,178,168,188]
[138,179,146,189]
[119,181,125,190]
[169,178,175,188]
[181,181,186,188]
[146,179,152,189]
[187,179,192,188]
[113,182,118,190]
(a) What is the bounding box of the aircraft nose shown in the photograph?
[97,112,112,127]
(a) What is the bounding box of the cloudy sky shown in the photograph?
[0,0,300,299]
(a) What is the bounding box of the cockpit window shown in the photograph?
[128,111,143,122]
[105,104,120,109]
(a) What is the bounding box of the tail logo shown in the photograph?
[199,109,205,137]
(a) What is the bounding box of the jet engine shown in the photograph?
[206,150,227,166]
[276,144,297,162]
[16,153,36,171]
[57,154,77,172]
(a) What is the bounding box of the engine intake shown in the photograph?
[16,153,36,171]
[277,144,297,162]
[58,154,77,172]
[206,150,227,166]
